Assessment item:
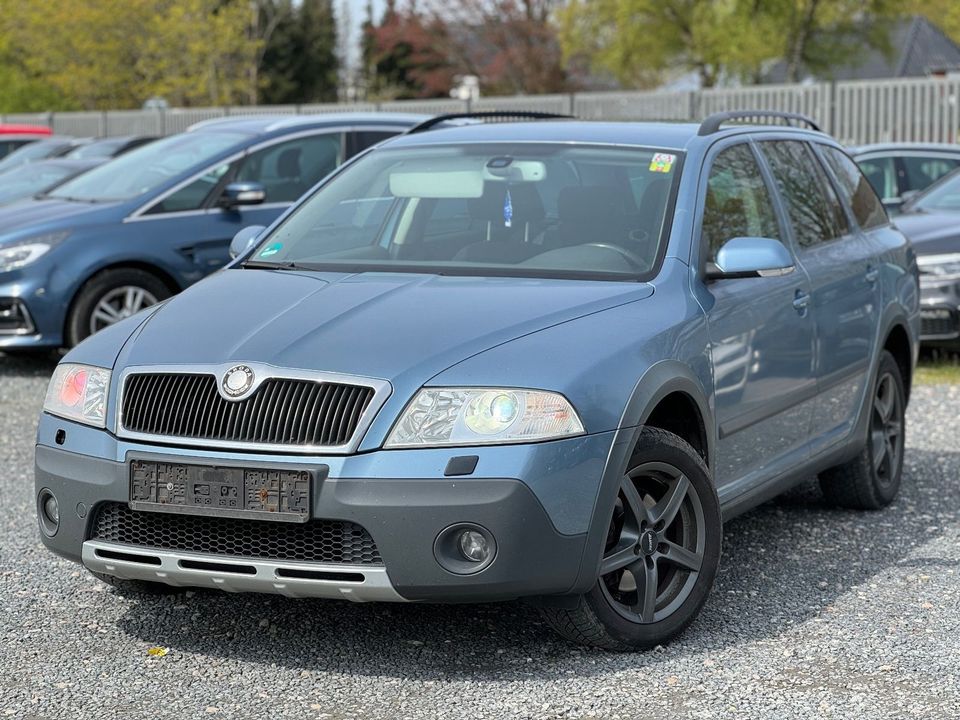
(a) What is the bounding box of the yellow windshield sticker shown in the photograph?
[649,153,676,173]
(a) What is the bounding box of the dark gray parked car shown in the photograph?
[851,142,960,214]
[35,111,920,650]
[892,168,960,349]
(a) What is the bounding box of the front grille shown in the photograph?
[91,502,382,565]
[921,310,959,339]
[121,373,375,447]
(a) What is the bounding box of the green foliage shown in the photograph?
[558,0,903,88]
[0,0,339,112]
[260,0,340,104]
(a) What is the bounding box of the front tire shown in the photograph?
[540,427,721,650]
[66,268,170,347]
[819,350,906,510]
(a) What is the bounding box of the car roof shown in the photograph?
[849,142,960,155]
[187,112,429,136]
[384,119,827,152]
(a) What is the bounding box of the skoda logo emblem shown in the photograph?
[222,365,254,398]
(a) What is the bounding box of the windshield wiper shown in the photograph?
[242,260,307,271]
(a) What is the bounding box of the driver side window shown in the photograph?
[702,144,781,263]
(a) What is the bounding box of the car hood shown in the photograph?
[0,196,116,240]
[894,210,960,254]
[119,268,653,388]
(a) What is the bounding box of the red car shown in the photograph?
[0,123,53,160]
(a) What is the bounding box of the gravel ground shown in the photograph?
[1,354,958,719]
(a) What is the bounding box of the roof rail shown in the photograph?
[698,110,822,136]
[405,110,574,135]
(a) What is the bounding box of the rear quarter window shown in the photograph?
[820,146,888,230]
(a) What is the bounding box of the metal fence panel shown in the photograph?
[574,90,692,121]
[9,76,960,145]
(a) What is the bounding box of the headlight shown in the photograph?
[384,388,585,448]
[43,363,111,428]
[917,253,960,281]
[0,231,70,272]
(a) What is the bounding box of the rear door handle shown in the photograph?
[865,266,879,284]
[792,290,810,313]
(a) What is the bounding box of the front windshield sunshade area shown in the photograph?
[48,131,244,203]
[249,143,681,279]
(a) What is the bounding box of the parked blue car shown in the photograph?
[0,113,422,350]
[36,111,920,650]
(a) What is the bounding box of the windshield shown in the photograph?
[247,143,680,279]
[66,138,125,159]
[0,162,80,204]
[0,140,69,172]
[49,131,244,202]
[911,169,960,212]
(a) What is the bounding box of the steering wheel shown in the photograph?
[583,243,648,271]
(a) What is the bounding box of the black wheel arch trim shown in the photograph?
[566,360,714,595]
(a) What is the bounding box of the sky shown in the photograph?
[338,0,386,67]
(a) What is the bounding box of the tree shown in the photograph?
[433,0,571,95]
[558,0,785,89]
[905,0,960,45]
[259,0,339,104]
[363,0,454,99]
[558,0,899,88]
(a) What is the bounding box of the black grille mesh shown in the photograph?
[91,502,382,565]
[921,312,959,339]
[121,373,374,447]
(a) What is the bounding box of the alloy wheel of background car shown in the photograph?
[540,427,721,650]
[89,286,159,335]
[66,268,171,346]
[819,350,906,510]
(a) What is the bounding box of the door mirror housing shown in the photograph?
[229,225,267,259]
[220,181,266,209]
[706,237,795,280]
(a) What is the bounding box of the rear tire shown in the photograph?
[540,427,721,650]
[819,350,906,510]
[89,570,182,597]
[66,268,170,347]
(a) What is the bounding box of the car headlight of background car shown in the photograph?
[0,231,70,272]
[917,253,960,282]
[385,388,585,448]
[43,363,111,428]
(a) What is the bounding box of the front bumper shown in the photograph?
[919,276,960,346]
[0,271,62,349]
[35,416,614,603]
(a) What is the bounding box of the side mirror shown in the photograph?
[220,181,266,209]
[229,225,266,259]
[706,237,795,280]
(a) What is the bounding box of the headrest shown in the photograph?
[468,182,544,223]
[277,147,301,178]
[558,186,620,222]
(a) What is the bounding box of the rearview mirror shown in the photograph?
[220,181,266,209]
[229,225,266,259]
[706,237,795,280]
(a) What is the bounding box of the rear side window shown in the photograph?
[820,146,888,230]
[901,155,960,193]
[702,143,781,262]
[760,141,848,249]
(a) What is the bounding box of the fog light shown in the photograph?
[434,523,497,575]
[44,495,59,524]
[37,488,59,537]
[458,529,489,562]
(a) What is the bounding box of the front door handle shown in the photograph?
[865,265,879,284]
[792,289,810,314]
